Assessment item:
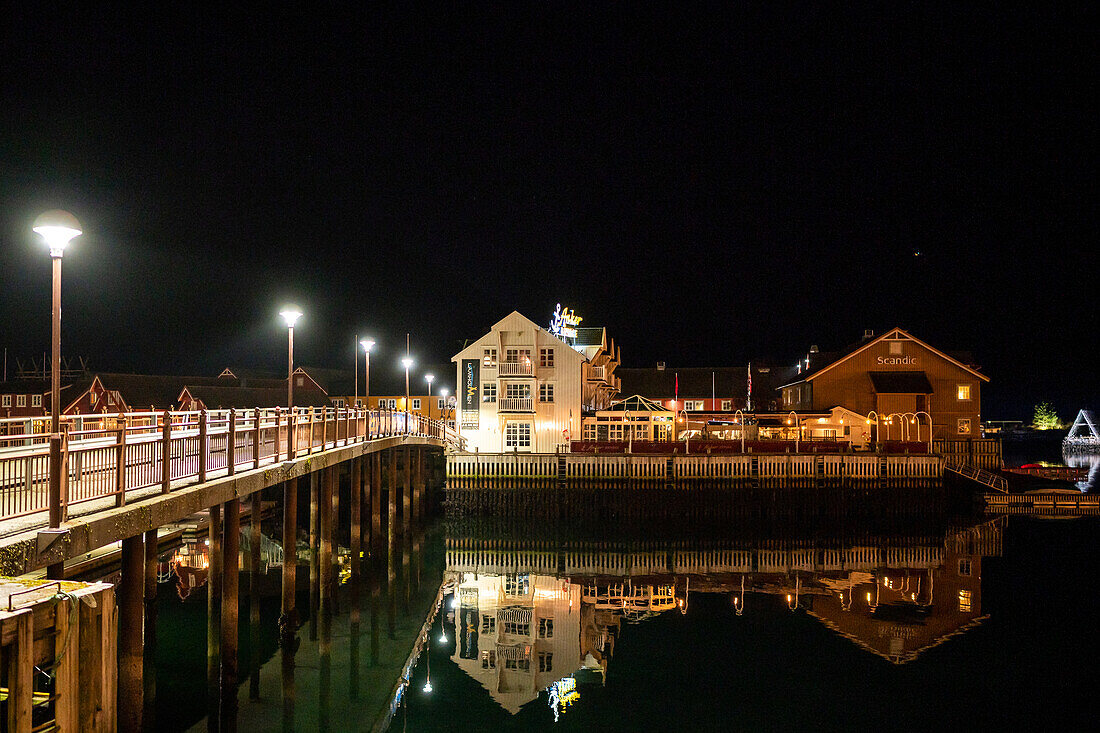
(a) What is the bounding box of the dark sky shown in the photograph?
[0,4,1094,417]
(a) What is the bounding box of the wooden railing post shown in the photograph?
[116,417,127,506]
[274,407,283,461]
[227,409,237,476]
[60,424,70,522]
[161,410,172,493]
[199,409,209,483]
[288,407,297,459]
[253,408,262,469]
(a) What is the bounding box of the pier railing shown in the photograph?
[446,451,942,486]
[0,407,461,522]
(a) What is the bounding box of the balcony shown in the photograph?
[587,365,606,381]
[498,397,534,412]
[499,361,533,377]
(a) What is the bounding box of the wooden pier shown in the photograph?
[0,578,116,732]
[446,451,943,488]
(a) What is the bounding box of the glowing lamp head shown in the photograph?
[33,209,82,257]
[361,338,375,352]
[423,680,433,693]
[425,373,434,385]
[401,357,414,370]
[279,307,303,328]
[439,631,447,643]
[440,388,449,399]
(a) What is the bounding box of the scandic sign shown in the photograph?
[876,356,919,365]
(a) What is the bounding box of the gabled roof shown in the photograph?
[781,328,989,387]
[604,395,672,413]
[617,367,749,399]
[451,310,584,361]
[181,384,330,409]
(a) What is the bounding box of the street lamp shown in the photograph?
[787,411,799,452]
[401,356,414,434]
[425,374,434,423]
[360,339,375,407]
[678,408,690,455]
[734,409,746,453]
[914,410,933,453]
[34,210,81,574]
[866,411,881,450]
[279,307,302,409]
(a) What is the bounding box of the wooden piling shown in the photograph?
[143,528,158,729]
[402,444,411,529]
[207,504,222,733]
[249,491,262,700]
[309,471,319,641]
[118,534,144,733]
[281,477,298,636]
[371,452,382,550]
[220,498,240,732]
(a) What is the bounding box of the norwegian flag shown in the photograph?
[675,372,679,402]
[747,362,752,410]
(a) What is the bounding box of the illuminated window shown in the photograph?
[1,395,10,407]
[609,424,624,441]
[538,618,554,638]
[483,348,497,367]
[539,383,554,403]
[504,422,531,449]
[481,650,496,669]
[958,589,972,613]
[505,383,530,399]
[540,348,554,368]
[721,400,732,411]
[538,652,554,672]
[957,384,971,401]
[481,615,495,633]
[958,558,972,577]
[957,418,972,435]
[505,574,530,596]
[505,348,531,363]
[388,399,397,409]
[583,423,596,441]
[16,395,26,407]
[411,399,420,410]
[482,383,496,403]
[686,400,703,411]
[31,395,42,408]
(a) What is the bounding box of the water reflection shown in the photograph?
[1064,450,1100,492]
[433,515,1003,719]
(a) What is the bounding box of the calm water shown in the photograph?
[130,458,1098,732]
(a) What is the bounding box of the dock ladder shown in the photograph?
[945,461,1008,493]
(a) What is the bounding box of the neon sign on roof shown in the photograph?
[549,303,583,341]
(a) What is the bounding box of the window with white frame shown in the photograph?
[483,383,497,402]
[957,384,971,401]
[505,573,530,596]
[481,615,496,633]
[721,399,732,411]
[539,383,554,402]
[1,395,10,407]
[504,421,532,449]
[540,348,554,368]
[16,395,26,407]
[483,348,497,367]
[411,398,421,410]
[31,395,42,408]
[957,418,971,435]
[609,424,623,441]
[107,392,115,405]
[958,589,972,613]
[387,398,397,409]
[538,652,553,673]
[958,558,972,577]
[686,400,703,411]
[505,348,531,364]
[505,383,530,399]
[438,398,445,410]
[481,650,497,669]
[583,423,597,441]
[504,657,530,671]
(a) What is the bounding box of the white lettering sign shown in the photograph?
[876,356,918,365]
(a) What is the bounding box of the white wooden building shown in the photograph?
[452,311,585,453]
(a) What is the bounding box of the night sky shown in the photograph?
[1,4,1094,417]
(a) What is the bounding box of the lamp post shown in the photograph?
[401,356,414,434]
[425,374,434,423]
[914,410,933,453]
[678,408,690,455]
[734,409,746,453]
[866,411,880,450]
[787,411,799,452]
[360,339,375,406]
[439,388,449,437]
[279,307,302,457]
[34,210,81,576]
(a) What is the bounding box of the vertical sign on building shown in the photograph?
[461,359,479,427]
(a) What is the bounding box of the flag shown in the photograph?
[675,372,679,402]
[747,362,752,411]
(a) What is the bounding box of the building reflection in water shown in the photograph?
[441,517,1003,715]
